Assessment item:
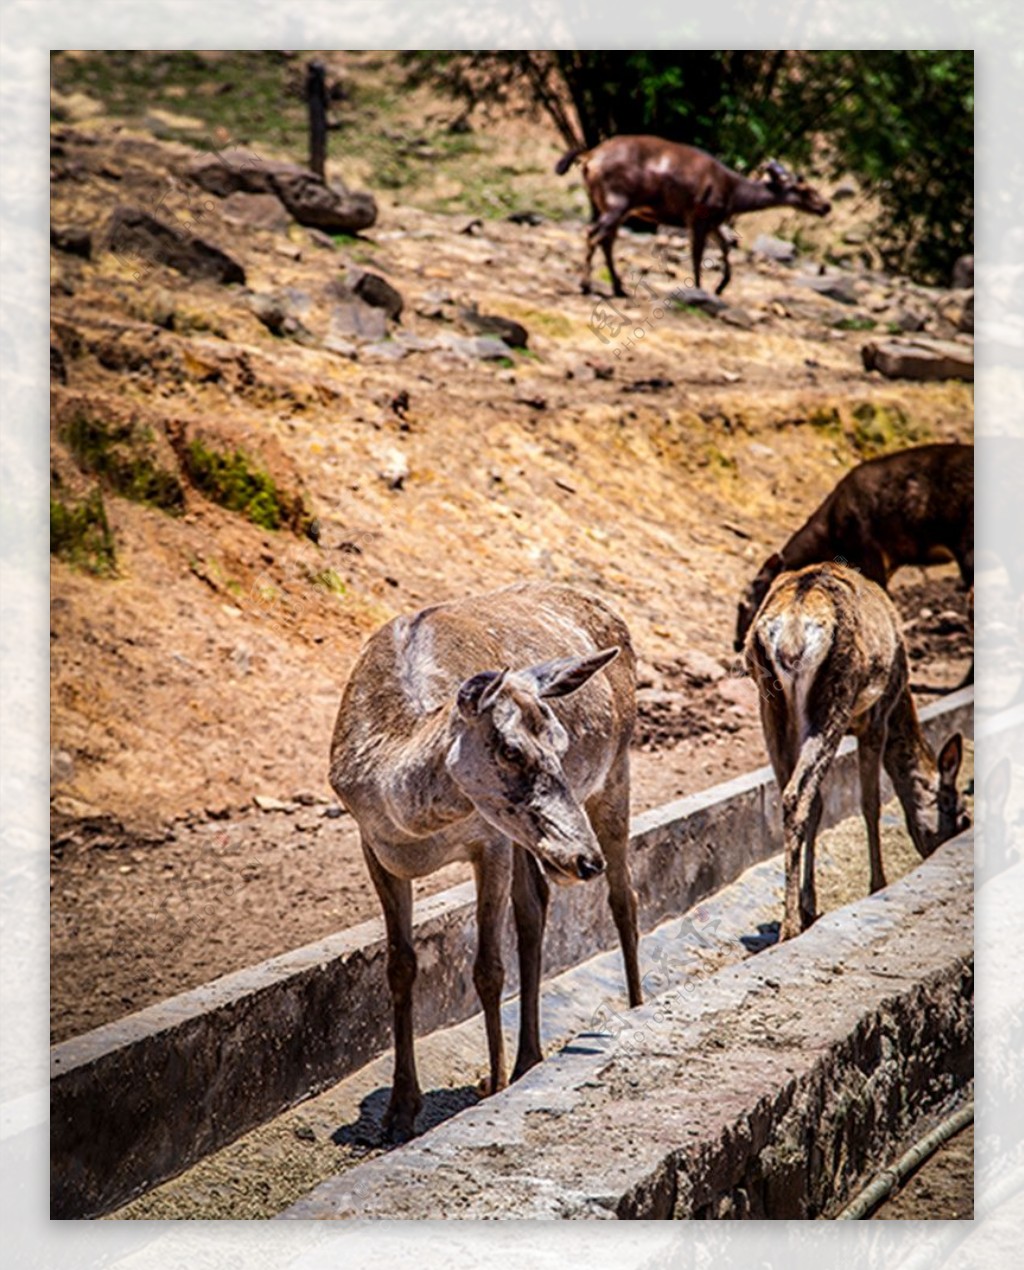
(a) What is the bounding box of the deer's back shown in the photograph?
[749,563,903,735]
[826,443,972,563]
[332,582,635,771]
[583,135,731,218]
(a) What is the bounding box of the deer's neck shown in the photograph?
[730,176,783,216]
[385,707,473,838]
[882,689,936,852]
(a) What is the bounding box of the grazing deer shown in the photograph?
[329,582,641,1141]
[556,135,830,297]
[745,562,969,941]
[735,443,974,653]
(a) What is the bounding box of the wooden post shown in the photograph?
[306,59,328,179]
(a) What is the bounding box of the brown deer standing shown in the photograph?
[329,582,641,1141]
[745,562,969,941]
[556,135,830,297]
[734,443,975,654]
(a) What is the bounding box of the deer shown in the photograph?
[329,581,641,1142]
[555,135,831,298]
[734,443,974,656]
[745,562,969,942]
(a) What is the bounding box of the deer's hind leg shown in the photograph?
[588,748,642,1007]
[856,704,890,894]
[584,198,630,297]
[361,840,422,1142]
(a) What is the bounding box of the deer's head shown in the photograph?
[764,160,831,217]
[446,647,619,885]
[912,733,971,856]
[736,552,786,652]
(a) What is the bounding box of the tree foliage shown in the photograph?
[407,50,973,284]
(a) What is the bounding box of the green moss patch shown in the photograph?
[62,411,185,513]
[182,439,288,530]
[50,488,117,576]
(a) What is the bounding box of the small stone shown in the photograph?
[253,794,293,812]
[323,804,344,819]
[751,234,796,263]
[293,1123,316,1142]
[351,271,404,322]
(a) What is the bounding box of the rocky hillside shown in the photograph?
[49,54,974,835]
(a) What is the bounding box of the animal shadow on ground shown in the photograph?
[332,1084,481,1150]
[740,921,781,954]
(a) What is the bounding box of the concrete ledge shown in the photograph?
[279,833,974,1220]
[50,690,973,1218]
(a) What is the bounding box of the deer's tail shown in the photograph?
[554,147,584,176]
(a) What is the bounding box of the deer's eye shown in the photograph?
[498,741,522,766]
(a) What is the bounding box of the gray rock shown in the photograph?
[751,234,796,263]
[440,334,513,361]
[104,207,245,285]
[678,649,726,686]
[50,224,93,258]
[720,307,755,329]
[351,271,404,322]
[221,191,292,233]
[270,171,377,234]
[458,305,528,348]
[362,341,409,362]
[187,148,291,197]
[329,300,388,343]
[799,274,860,305]
[861,337,974,382]
[670,286,726,314]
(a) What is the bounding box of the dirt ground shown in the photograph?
[49,52,980,1048]
[871,1122,974,1221]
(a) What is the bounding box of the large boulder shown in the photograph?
[187,149,378,234]
[268,170,377,234]
[105,207,245,285]
[861,336,974,382]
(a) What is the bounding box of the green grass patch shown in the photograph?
[182,440,286,530]
[51,51,306,155]
[850,401,926,456]
[61,411,185,513]
[50,488,117,575]
[305,565,346,595]
[670,301,712,319]
[833,316,877,332]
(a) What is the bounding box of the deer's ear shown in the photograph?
[938,733,964,784]
[527,646,620,699]
[457,668,508,718]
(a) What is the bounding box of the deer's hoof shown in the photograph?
[476,1071,508,1098]
[382,1097,421,1144]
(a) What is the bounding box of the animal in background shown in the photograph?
[556,135,830,297]
[735,443,974,653]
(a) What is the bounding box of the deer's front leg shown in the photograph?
[781,727,846,939]
[511,846,550,1080]
[362,842,422,1142]
[473,842,512,1097]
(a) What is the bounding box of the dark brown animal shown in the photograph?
[329,582,641,1141]
[735,443,974,653]
[556,135,830,297]
[745,562,969,941]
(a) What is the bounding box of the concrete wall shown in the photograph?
[50,690,973,1218]
[280,834,975,1221]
